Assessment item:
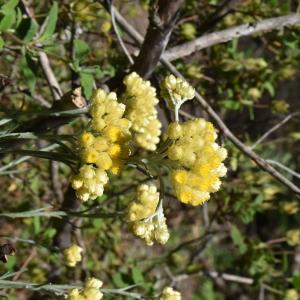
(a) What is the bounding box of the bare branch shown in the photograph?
[266,160,300,179]
[38,52,63,101]
[110,4,134,64]
[111,7,300,195]
[132,0,185,78]
[251,112,300,150]
[164,13,300,61]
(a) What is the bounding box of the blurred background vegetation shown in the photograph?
[0,0,300,299]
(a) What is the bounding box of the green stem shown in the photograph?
[0,280,142,298]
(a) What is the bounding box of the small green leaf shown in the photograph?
[0,9,16,31]
[0,0,19,13]
[16,18,39,43]
[263,82,275,97]
[80,71,94,100]
[0,35,4,48]
[292,272,300,289]
[230,225,247,254]
[112,273,127,288]
[38,2,58,42]
[222,100,240,110]
[20,51,38,94]
[74,39,90,62]
[33,216,41,234]
[131,267,144,284]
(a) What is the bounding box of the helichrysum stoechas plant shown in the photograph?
[160,287,181,300]
[122,72,162,151]
[70,73,227,245]
[63,244,83,267]
[128,184,169,246]
[66,277,103,300]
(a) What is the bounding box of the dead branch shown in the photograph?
[164,13,300,61]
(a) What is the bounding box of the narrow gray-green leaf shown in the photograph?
[38,2,58,42]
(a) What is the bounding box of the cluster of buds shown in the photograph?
[166,119,227,205]
[66,278,103,300]
[71,89,131,201]
[71,164,108,201]
[284,289,299,300]
[127,184,159,221]
[63,244,83,267]
[122,72,162,151]
[160,287,181,300]
[131,213,169,246]
[286,229,300,246]
[160,74,195,112]
[128,185,169,245]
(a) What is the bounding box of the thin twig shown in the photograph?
[38,52,63,101]
[109,1,134,64]
[164,13,300,61]
[109,7,300,194]
[266,160,300,179]
[251,112,300,149]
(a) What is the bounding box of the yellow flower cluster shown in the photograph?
[128,185,169,246]
[132,215,169,246]
[127,184,159,221]
[280,201,299,215]
[166,119,227,206]
[286,229,300,246]
[90,89,130,134]
[71,164,109,201]
[160,74,195,110]
[122,72,161,151]
[63,244,83,267]
[66,278,103,300]
[71,89,132,201]
[284,289,299,300]
[160,287,181,300]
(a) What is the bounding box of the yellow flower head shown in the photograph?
[160,74,195,110]
[65,277,103,300]
[122,72,162,151]
[167,118,227,206]
[286,229,300,246]
[284,289,299,300]
[63,244,83,267]
[71,164,108,201]
[127,184,159,222]
[160,287,181,300]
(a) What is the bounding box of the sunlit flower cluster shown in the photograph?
[131,213,169,246]
[72,89,131,201]
[286,229,300,246]
[128,184,169,245]
[127,184,159,221]
[71,164,109,201]
[160,74,195,110]
[122,72,161,151]
[166,119,227,206]
[284,289,299,300]
[63,244,83,267]
[66,278,103,300]
[160,287,181,300]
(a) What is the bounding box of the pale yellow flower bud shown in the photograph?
[160,287,181,300]
[63,244,83,267]
[286,229,300,246]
